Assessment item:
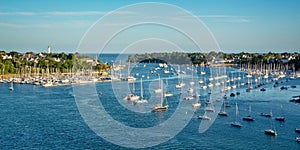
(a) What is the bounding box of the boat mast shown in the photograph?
[140,78,143,100]
[249,105,252,116]
[235,102,239,122]
[160,80,164,106]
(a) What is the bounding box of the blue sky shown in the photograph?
[0,0,299,53]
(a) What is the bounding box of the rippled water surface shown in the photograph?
[1,57,300,149]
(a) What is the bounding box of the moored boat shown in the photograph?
[275,117,285,121]
[198,115,211,120]
[265,111,277,136]
[9,82,14,91]
[260,88,266,91]
[152,80,169,112]
[275,105,285,121]
[192,102,201,108]
[231,102,242,127]
[243,105,254,121]
[265,129,277,136]
[218,101,228,116]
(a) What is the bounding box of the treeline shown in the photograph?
[0,51,110,75]
[128,51,300,70]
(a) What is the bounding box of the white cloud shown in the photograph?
[170,14,250,23]
[198,15,245,18]
[0,20,94,29]
[198,15,251,23]
[45,11,106,16]
[0,11,136,16]
[0,12,35,16]
[0,22,25,28]
[46,10,136,16]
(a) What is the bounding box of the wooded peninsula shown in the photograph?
[128,51,300,71]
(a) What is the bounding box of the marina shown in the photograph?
[1,54,300,149]
[1,0,300,149]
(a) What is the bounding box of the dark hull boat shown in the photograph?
[243,116,255,121]
[231,122,242,127]
[231,103,242,127]
[218,111,228,116]
[230,93,235,97]
[152,105,168,112]
[243,105,254,121]
[265,129,277,136]
[295,128,300,133]
[218,101,228,116]
[260,88,266,91]
[275,117,285,121]
[265,112,277,136]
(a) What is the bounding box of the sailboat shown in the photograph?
[198,107,211,120]
[189,65,195,86]
[9,81,14,91]
[126,60,136,82]
[152,80,169,112]
[154,74,162,93]
[193,79,201,98]
[192,79,201,108]
[163,79,173,97]
[123,81,140,101]
[176,67,185,89]
[200,64,206,75]
[136,78,148,104]
[200,75,207,90]
[265,113,277,136]
[204,97,215,112]
[231,72,237,89]
[275,105,285,121]
[184,87,194,100]
[243,105,255,121]
[218,101,228,116]
[192,97,201,108]
[207,67,214,88]
[246,73,253,92]
[198,115,211,120]
[261,110,272,117]
[231,102,242,127]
